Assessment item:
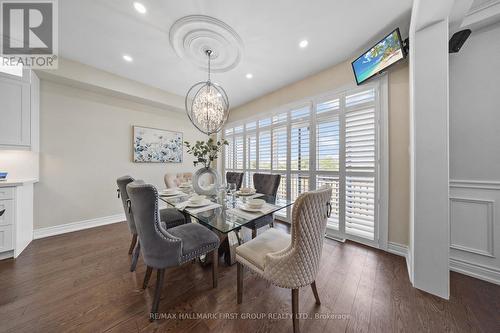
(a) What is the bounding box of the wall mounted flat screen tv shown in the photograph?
[352,28,406,85]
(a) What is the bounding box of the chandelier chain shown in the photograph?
[206,50,212,82]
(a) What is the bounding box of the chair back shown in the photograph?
[179,172,192,183]
[264,187,332,288]
[164,173,178,188]
[164,173,193,188]
[126,181,182,269]
[226,172,244,189]
[116,175,136,234]
[253,173,281,196]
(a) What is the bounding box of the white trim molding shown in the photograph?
[449,179,500,286]
[461,0,500,29]
[33,213,125,239]
[387,242,412,283]
[450,258,500,285]
[387,241,408,257]
[450,179,500,190]
[449,197,495,258]
[0,250,14,261]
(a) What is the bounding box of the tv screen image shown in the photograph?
[352,28,405,85]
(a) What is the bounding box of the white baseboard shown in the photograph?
[450,258,500,285]
[325,234,346,243]
[33,213,125,239]
[0,250,14,260]
[387,242,412,283]
[386,242,500,286]
[387,242,408,257]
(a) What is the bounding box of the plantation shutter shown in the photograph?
[234,135,244,170]
[224,127,234,172]
[316,98,341,230]
[259,130,271,170]
[272,126,287,171]
[225,136,234,170]
[222,82,382,247]
[344,89,376,240]
[246,133,257,169]
[291,123,310,172]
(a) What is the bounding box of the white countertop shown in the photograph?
[0,178,38,187]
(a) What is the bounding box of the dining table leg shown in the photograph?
[203,230,238,266]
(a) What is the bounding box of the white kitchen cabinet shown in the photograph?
[0,70,39,149]
[0,180,34,260]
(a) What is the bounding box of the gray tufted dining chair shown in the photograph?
[245,173,281,238]
[126,181,220,320]
[235,187,332,333]
[116,176,186,272]
[225,171,244,190]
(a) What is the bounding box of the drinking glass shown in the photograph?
[229,183,237,199]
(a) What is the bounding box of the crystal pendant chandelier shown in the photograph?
[185,50,229,135]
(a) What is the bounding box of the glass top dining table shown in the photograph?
[159,189,293,234]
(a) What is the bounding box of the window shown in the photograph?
[223,83,384,247]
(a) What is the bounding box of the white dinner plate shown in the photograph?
[236,190,256,196]
[185,199,212,208]
[239,205,266,213]
[160,190,181,197]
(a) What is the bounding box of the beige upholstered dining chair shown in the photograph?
[235,187,332,333]
[164,172,192,188]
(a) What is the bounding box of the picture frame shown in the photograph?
[133,126,183,163]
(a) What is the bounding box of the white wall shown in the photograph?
[0,150,39,180]
[450,23,500,181]
[34,81,203,229]
[449,22,500,285]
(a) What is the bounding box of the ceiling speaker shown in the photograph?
[449,29,471,53]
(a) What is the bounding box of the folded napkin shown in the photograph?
[161,193,188,200]
[229,203,277,220]
[175,201,190,210]
[186,203,221,214]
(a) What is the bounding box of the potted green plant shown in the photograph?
[184,138,228,195]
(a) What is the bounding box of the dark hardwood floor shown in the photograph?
[0,222,499,333]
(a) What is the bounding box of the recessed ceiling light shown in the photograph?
[299,40,309,48]
[246,73,253,79]
[133,2,147,14]
[123,54,133,62]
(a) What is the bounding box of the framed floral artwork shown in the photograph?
[133,126,182,163]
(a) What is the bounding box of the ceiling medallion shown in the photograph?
[169,15,244,72]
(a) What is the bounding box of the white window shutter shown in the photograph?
[344,89,376,240]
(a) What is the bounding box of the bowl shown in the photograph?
[240,187,255,194]
[189,195,206,204]
[247,198,265,209]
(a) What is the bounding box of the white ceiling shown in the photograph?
[59,0,413,107]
